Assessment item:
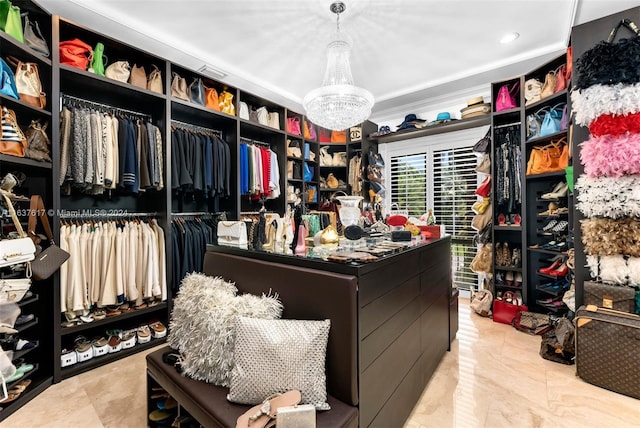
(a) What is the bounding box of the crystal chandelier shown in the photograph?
[303,1,374,131]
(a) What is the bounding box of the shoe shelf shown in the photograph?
[59,303,168,336]
[0,374,52,421]
[17,294,39,308]
[536,271,564,280]
[495,284,524,290]
[60,337,165,379]
[6,363,40,391]
[494,225,522,231]
[495,266,522,272]
[12,341,40,361]
[526,170,566,180]
[16,318,39,334]
[528,247,568,255]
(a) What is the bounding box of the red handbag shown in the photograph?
[475,176,491,197]
[554,64,567,92]
[286,117,301,136]
[319,128,331,143]
[493,291,528,324]
[59,39,93,70]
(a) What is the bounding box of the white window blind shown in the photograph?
[382,126,488,290]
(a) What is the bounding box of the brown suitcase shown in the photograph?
[583,281,636,313]
[575,305,640,399]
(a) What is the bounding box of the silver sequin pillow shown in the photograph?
[227,316,331,410]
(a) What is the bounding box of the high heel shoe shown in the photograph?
[549,262,569,277]
[505,271,514,286]
[541,182,568,199]
[539,259,563,274]
[262,220,277,252]
[514,272,523,287]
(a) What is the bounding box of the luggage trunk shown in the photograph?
[575,305,640,399]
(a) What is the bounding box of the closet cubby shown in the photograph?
[239,90,285,133]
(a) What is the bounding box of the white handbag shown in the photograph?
[217,221,248,249]
[239,102,250,120]
[256,106,269,126]
[268,112,280,130]
[0,278,31,303]
[105,61,131,83]
[470,288,493,317]
[0,191,35,269]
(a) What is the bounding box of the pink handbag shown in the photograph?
[287,117,301,136]
[495,82,519,111]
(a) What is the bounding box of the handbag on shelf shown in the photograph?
[89,42,106,76]
[129,64,147,89]
[0,277,30,303]
[495,81,519,111]
[524,78,543,105]
[267,112,280,129]
[171,72,189,101]
[59,38,93,70]
[27,195,70,281]
[0,0,23,42]
[24,119,51,162]
[204,86,220,111]
[188,77,205,105]
[105,60,131,83]
[0,191,35,268]
[147,65,163,94]
[318,128,331,143]
[219,90,235,115]
[526,112,542,140]
[526,138,568,175]
[23,14,49,57]
[512,311,552,335]
[238,101,249,120]
[0,106,26,157]
[287,116,301,135]
[576,19,640,89]
[6,56,45,109]
[471,202,492,231]
[539,103,566,137]
[216,221,248,249]
[493,291,528,325]
[475,154,491,174]
[540,70,557,99]
[256,106,269,125]
[554,64,568,93]
[475,176,491,197]
[473,129,491,153]
[0,57,18,99]
[303,119,312,139]
[249,106,258,123]
[331,129,347,143]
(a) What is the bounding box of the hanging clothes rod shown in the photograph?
[494,121,521,129]
[171,211,223,217]
[59,210,158,219]
[239,137,270,147]
[171,120,222,136]
[61,93,153,119]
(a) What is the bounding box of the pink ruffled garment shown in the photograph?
[580,132,640,177]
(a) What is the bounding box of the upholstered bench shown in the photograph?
[146,251,360,427]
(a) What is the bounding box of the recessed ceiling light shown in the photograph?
[500,32,520,44]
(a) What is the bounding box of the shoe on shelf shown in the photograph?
[74,335,93,362]
[548,262,569,277]
[505,271,514,286]
[511,248,521,267]
[108,334,122,354]
[497,213,506,225]
[92,337,109,357]
[149,321,167,339]
[513,213,522,226]
[552,220,568,233]
[14,314,34,326]
[541,219,558,232]
[137,325,152,344]
[539,259,563,274]
[502,242,511,267]
[541,182,568,200]
[538,202,559,216]
[514,272,523,287]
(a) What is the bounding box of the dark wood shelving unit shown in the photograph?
[59,303,168,336]
[0,93,52,117]
[525,130,568,145]
[0,29,52,66]
[522,89,568,111]
[0,153,52,169]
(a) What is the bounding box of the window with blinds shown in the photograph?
[433,147,479,290]
[388,145,479,290]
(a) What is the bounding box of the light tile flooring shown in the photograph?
[3,298,640,427]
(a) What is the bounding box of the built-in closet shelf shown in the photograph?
[537,272,563,279]
[528,247,569,256]
[523,89,568,111]
[491,107,520,117]
[288,178,303,183]
[16,318,39,333]
[0,153,52,169]
[319,165,347,169]
[0,376,52,420]
[526,170,566,180]
[0,93,52,117]
[305,159,317,165]
[287,157,304,161]
[7,364,40,390]
[526,131,567,146]
[59,64,167,102]
[494,226,522,231]
[319,187,348,192]
[239,118,285,136]
[17,294,39,308]
[0,31,52,66]
[372,115,490,144]
[13,341,40,361]
[60,338,166,379]
[495,284,525,290]
[319,142,346,147]
[495,266,523,272]
[59,303,168,336]
[170,97,236,122]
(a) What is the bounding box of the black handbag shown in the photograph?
[576,18,640,89]
[473,129,491,153]
[23,14,49,57]
[188,77,205,105]
[28,195,70,281]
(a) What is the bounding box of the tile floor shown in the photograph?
[3,298,640,427]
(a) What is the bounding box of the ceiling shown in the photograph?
[38,0,640,121]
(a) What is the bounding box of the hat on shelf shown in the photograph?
[428,112,457,126]
[460,96,492,119]
[397,114,427,130]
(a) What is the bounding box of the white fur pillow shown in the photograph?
[168,273,282,386]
